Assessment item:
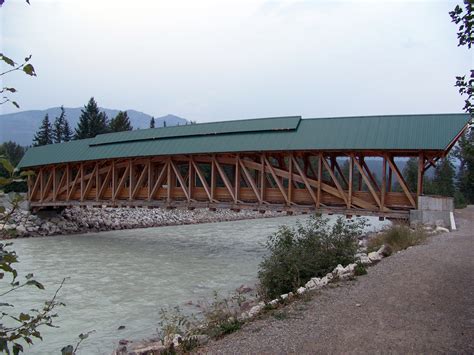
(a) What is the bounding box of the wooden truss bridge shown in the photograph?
[18,114,471,219]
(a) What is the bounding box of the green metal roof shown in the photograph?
[18,113,471,169]
[91,116,302,146]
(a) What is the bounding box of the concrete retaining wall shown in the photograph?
[410,196,456,230]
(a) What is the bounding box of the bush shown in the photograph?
[367,224,427,253]
[258,215,366,300]
[354,262,367,276]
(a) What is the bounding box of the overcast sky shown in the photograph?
[1,0,471,122]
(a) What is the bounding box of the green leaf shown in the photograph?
[11,101,20,109]
[0,54,15,67]
[0,206,5,213]
[19,312,31,321]
[12,342,23,355]
[23,63,36,76]
[0,158,14,174]
[4,87,17,93]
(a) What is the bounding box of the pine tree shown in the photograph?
[455,128,474,202]
[63,119,73,142]
[150,116,155,128]
[75,97,109,139]
[163,120,167,128]
[402,157,418,192]
[33,114,53,146]
[431,157,456,197]
[109,111,133,132]
[52,106,67,143]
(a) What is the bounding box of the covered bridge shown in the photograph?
[18,113,471,218]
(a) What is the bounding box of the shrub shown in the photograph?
[354,262,367,276]
[367,224,427,253]
[258,215,366,300]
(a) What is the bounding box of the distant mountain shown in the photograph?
[0,107,188,146]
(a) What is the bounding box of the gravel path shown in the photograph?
[197,207,474,354]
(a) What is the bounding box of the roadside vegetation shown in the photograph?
[367,225,427,254]
[257,216,364,300]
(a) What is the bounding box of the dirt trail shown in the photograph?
[198,207,474,354]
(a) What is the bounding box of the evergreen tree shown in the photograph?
[431,157,456,197]
[75,97,109,139]
[52,106,67,143]
[402,157,418,192]
[455,128,474,202]
[163,120,167,127]
[109,111,133,132]
[33,114,53,146]
[62,119,73,142]
[150,116,155,128]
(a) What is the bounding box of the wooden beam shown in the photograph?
[191,160,213,201]
[238,157,262,203]
[321,155,348,205]
[41,170,54,202]
[98,165,112,200]
[260,154,265,202]
[211,157,216,201]
[362,159,380,192]
[113,164,130,200]
[291,155,317,206]
[264,156,289,204]
[170,160,190,201]
[348,156,353,208]
[132,163,149,199]
[147,159,152,200]
[95,162,100,201]
[54,168,67,201]
[166,159,171,202]
[149,162,168,199]
[80,163,84,201]
[129,160,133,200]
[334,158,349,188]
[317,153,322,208]
[288,156,293,203]
[214,158,236,201]
[381,156,386,211]
[188,158,194,200]
[387,156,416,208]
[234,155,240,203]
[82,163,98,201]
[417,152,424,200]
[352,155,381,208]
[67,167,81,201]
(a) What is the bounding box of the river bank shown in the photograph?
[0,206,289,238]
[194,207,474,354]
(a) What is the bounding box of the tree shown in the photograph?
[431,157,456,197]
[163,120,167,128]
[402,158,418,192]
[150,116,155,128]
[109,111,132,132]
[455,129,474,202]
[52,106,67,143]
[75,97,109,139]
[0,141,25,167]
[63,119,73,142]
[450,1,473,113]
[450,1,474,203]
[33,114,52,146]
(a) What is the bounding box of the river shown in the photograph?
[1,214,389,354]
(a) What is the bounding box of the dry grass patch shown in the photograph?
[367,225,428,253]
